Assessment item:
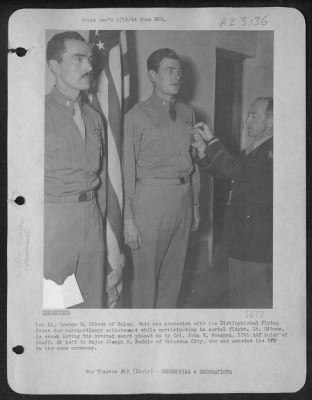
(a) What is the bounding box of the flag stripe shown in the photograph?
[120,31,130,111]
[106,129,123,209]
[105,64,122,154]
[124,74,130,100]
[95,77,123,209]
[96,71,109,116]
[106,176,123,240]
[109,45,122,108]
[120,31,128,55]
[106,220,122,268]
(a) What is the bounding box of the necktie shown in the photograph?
[73,102,86,140]
[169,101,176,122]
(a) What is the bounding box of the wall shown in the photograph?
[242,31,274,148]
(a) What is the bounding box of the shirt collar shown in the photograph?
[252,134,273,151]
[245,134,273,155]
[149,93,176,110]
[50,86,82,113]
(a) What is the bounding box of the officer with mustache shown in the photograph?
[44,32,106,308]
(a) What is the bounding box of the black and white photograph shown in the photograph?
[43,29,273,310]
[7,7,306,395]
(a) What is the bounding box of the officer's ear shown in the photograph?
[148,69,157,84]
[48,59,60,75]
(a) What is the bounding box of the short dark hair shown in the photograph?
[147,48,180,72]
[256,97,273,115]
[46,31,86,63]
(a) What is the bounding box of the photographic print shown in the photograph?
[7,8,305,394]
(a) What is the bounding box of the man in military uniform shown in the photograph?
[44,32,106,308]
[192,97,273,308]
[123,48,200,308]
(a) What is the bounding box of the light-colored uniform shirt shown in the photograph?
[123,93,200,219]
[45,87,106,214]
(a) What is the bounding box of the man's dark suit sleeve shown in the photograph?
[197,140,242,180]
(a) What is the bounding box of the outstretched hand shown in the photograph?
[191,122,214,154]
[193,122,214,141]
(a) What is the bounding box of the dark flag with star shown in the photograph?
[89,30,129,308]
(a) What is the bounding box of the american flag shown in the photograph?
[89,30,129,308]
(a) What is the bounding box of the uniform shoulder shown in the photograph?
[259,137,273,153]
[128,99,150,113]
[125,99,150,118]
[45,93,60,122]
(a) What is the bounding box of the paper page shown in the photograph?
[43,275,84,309]
[7,7,306,394]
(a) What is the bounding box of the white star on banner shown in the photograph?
[96,41,105,50]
